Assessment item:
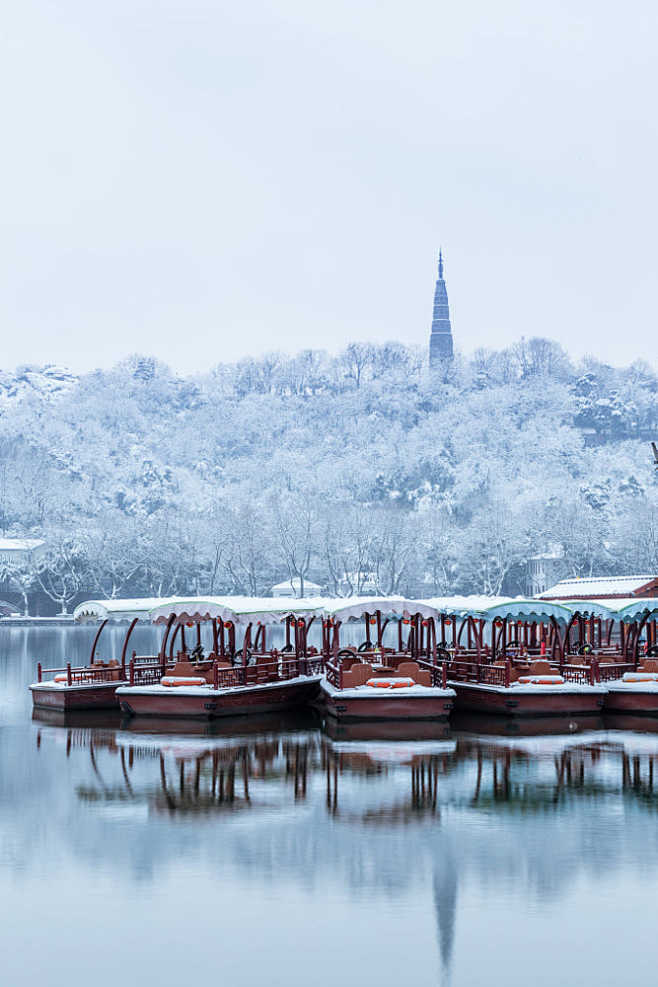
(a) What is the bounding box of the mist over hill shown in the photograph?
[0,339,656,611]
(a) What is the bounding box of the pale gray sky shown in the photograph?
[2,1,656,372]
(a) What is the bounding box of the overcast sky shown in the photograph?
[2,1,656,373]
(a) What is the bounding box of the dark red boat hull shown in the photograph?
[30,682,124,712]
[604,688,658,715]
[452,682,605,717]
[319,690,454,722]
[117,679,321,719]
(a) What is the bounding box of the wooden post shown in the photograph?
[169,622,180,659]
[37,662,42,683]
[129,657,135,686]
[504,658,511,688]
[160,614,176,664]
[332,620,341,656]
[90,618,108,665]
[196,622,202,650]
[442,661,447,689]
[121,617,139,678]
[212,618,219,655]
[376,611,382,648]
[66,663,72,686]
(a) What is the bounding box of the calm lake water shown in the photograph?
[2,626,658,986]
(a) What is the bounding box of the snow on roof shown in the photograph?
[0,538,45,551]
[540,575,658,599]
[73,597,185,623]
[271,578,322,591]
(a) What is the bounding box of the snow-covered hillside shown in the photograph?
[0,339,656,606]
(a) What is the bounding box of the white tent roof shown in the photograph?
[149,595,444,625]
[616,598,658,623]
[73,597,184,624]
[149,596,329,625]
[324,597,437,621]
[421,596,514,616]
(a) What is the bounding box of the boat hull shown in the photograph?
[29,682,125,712]
[604,684,658,715]
[116,676,321,719]
[451,681,606,717]
[318,682,454,722]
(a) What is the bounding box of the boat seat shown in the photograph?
[349,663,374,686]
[169,661,199,678]
[396,661,420,679]
[340,669,358,689]
[528,660,553,675]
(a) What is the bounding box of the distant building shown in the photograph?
[0,538,47,565]
[429,249,454,367]
[539,575,658,601]
[271,577,323,598]
[525,547,565,596]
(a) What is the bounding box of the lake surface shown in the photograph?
[2,626,658,986]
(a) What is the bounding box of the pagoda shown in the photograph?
[429,249,454,366]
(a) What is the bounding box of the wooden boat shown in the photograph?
[422,599,610,718]
[315,599,455,722]
[116,597,325,720]
[28,598,174,712]
[595,600,658,714]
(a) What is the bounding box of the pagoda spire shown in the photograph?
[429,248,454,367]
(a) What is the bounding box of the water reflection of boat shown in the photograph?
[451,711,605,737]
[322,717,452,743]
[605,713,658,734]
[32,707,124,731]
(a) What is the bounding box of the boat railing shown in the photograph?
[323,655,447,690]
[560,663,596,685]
[593,661,634,683]
[324,659,342,689]
[415,657,449,688]
[36,662,124,685]
[128,653,319,689]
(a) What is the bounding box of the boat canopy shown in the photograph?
[421,596,514,617]
[73,597,182,624]
[482,599,576,624]
[149,596,329,625]
[615,598,658,624]
[325,597,437,621]
[150,595,443,625]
